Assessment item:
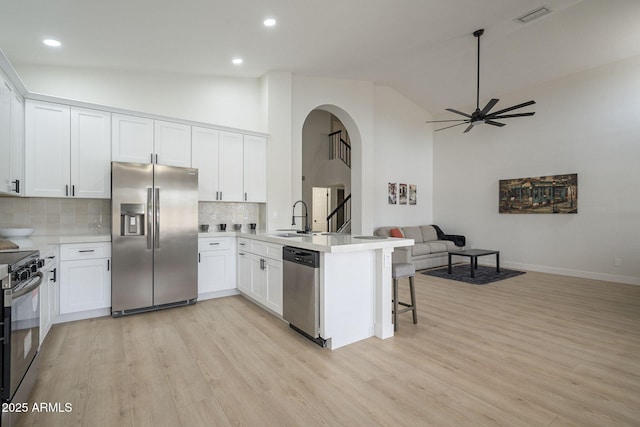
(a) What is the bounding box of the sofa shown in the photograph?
[374,225,466,270]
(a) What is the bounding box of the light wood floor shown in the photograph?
[18,270,640,427]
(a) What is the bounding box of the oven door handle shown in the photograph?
[11,272,43,300]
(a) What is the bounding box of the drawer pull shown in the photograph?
[209,242,220,246]
[78,250,95,253]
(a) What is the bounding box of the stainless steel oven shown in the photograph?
[0,250,43,427]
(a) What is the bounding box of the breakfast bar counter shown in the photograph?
[248,232,414,349]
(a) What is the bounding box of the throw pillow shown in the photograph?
[390,228,404,238]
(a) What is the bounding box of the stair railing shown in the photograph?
[326,194,351,232]
[329,130,351,168]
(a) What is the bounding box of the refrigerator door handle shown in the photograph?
[147,187,153,249]
[155,187,160,249]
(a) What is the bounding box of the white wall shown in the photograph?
[433,55,640,285]
[291,76,375,234]
[372,86,434,228]
[261,71,293,231]
[15,64,264,132]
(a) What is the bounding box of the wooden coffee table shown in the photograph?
[448,249,500,278]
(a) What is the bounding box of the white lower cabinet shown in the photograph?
[198,237,237,298]
[40,244,59,345]
[59,242,111,315]
[237,238,283,315]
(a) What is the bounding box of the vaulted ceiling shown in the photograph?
[2,0,640,114]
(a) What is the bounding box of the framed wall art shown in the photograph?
[388,183,397,204]
[399,184,407,205]
[499,173,578,214]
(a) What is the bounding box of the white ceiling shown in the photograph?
[2,0,640,114]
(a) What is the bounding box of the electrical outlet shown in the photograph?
[614,258,622,267]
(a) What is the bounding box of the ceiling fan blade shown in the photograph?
[489,112,535,119]
[425,119,468,123]
[485,120,506,127]
[463,124,474,133]
[445,108,472,118]
[479,98,499,116]
[435,122,469,132]
[485,100,536,118]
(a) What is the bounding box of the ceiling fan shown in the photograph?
[426,29,535,133]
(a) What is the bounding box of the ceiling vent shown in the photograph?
[515,6,552,24]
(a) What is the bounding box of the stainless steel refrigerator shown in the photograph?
[111,161,198,316]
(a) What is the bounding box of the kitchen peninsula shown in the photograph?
[235,232,414,350]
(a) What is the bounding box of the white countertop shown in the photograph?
[3,231,412,254]
[232,231,413,253]
[3,234,111,250]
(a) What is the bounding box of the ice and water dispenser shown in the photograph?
[120,203,145,236]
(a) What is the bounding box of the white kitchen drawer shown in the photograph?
[237,238,249,251]
[60,242,111,261]
[198,237,232,251]
[249,240,282,261]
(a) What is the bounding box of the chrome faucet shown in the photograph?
[291,200,311,233]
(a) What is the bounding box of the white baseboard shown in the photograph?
[475,259,640,286]
[54,308,111,324]
[198,289,240,301]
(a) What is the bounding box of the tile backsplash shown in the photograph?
[0,197,111,236]
[198,202,262,231]
[0,197,263,236]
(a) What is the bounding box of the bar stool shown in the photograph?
[392,263,418,331]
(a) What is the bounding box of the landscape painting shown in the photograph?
[499,173,578,214]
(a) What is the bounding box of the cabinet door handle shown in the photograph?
[72,185,75,197]
[198,253,201,263]
[107,259,110,271]
[244,192,247,201]
[51,268,57,283]
[151,153,154,163]
[155,154,158,164]
[11,179,19,194]
[238,252,245,256]
[65,184,69,197]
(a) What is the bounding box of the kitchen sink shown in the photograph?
[270,233,308,238]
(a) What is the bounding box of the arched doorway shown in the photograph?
[302,105,359,233]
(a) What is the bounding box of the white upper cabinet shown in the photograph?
[25,100,111,198]
[9,92,24,196]
[191,128,267,202]
[0,75,24,196]
[192,128,243,202]
[191,126,219,201]
[218,131,244,202]
[0,74,24,196]
[25,101,72,197]
[154,120,191,167]
[71,107,112,198]
[243,135,267,202]
[111,113,154,164]
[112,114,191,167]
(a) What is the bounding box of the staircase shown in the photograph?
[326,194,351,233]
[329,130,351,168]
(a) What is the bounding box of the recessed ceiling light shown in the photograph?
[263,18,276,27]
[43,39,61,47]
[232,58,243,65]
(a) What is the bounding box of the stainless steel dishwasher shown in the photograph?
[282,246,326,347]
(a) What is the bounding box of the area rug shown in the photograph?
[421,264,525,285]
